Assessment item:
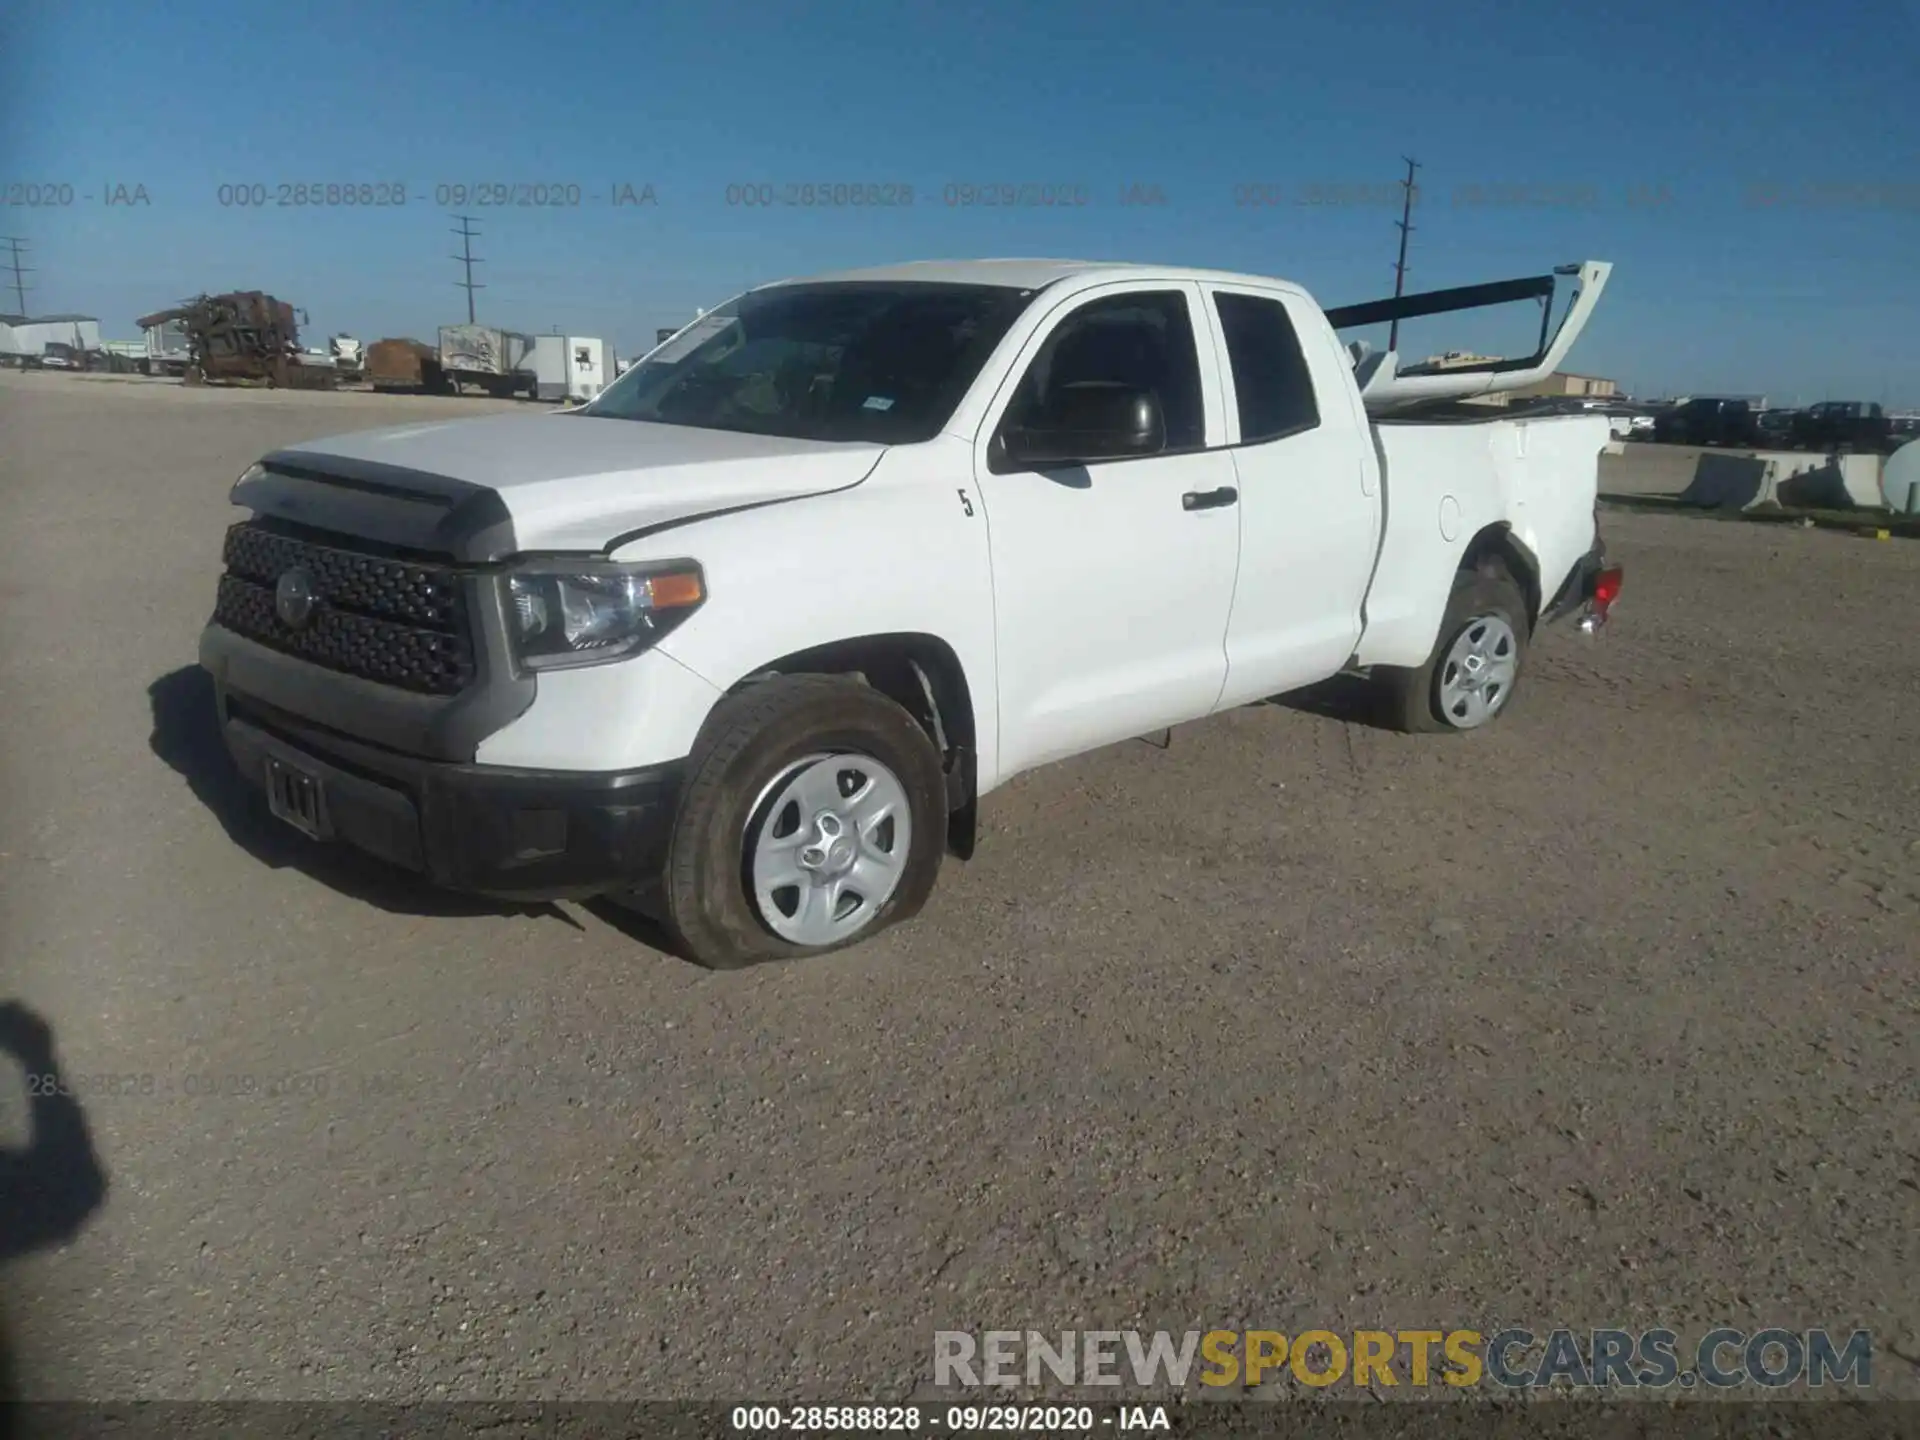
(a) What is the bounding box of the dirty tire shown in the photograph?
[660,675,947,970]
[1381,563,1531,735]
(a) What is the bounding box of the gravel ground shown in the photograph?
[1,372,1915,1404]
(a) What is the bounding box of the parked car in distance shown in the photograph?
[1756,408,1799,444]
[34,341,111,371]
[1591,404,1655,439]
[1653,397,1758,448]
[1790,400,1894,453]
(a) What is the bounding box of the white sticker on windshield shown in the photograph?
[862,395,896,411]
[647,314,737,364]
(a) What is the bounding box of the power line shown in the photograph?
[1388,157,1420,355]
[0,237,34,315]
[450,216,484,323]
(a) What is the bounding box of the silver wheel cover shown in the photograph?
[1436,613,1518,729]
[746,752,913,946]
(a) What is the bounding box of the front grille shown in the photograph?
[212,522,477,695]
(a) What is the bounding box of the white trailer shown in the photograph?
[140,318,190,376]
[439,324,538,397]
[1,314,102,363]
[526,335,611,403]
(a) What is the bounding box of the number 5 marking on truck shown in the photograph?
[957,488,975,517]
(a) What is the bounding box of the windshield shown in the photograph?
[583,281,1034,443]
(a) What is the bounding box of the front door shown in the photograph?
[974,283,1240,778]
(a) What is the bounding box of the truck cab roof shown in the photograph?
[758,258,1316,299]
[759,257,1614,418]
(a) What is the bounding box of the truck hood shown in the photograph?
[238,412,886,561]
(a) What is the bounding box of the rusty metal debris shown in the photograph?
[135,292,336,389]
[365,337,452,393]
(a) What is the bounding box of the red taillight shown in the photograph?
[1593,566,1623,608]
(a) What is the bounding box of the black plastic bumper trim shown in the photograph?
[219,707,685,901]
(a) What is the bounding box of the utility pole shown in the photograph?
[1388,157,1420,355]
[1,237,33,315]
[451,216,483,323]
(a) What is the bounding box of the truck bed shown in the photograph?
[1355,411,1610,669]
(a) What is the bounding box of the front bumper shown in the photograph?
[1541,543,1623,632]
[215,688,684,901]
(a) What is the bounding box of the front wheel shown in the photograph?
[1380,564,1530,734]
[658,675,948,969]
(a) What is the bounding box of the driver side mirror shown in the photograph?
[1000,383,1166,468]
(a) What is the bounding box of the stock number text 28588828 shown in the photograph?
[725,183,914,207]
[216,183,410,208]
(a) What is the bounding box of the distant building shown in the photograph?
[1398,356,1627,409]
[1510,370,1620,400]
[1416,350,1503,370]
[0,313,102,358]
[1404,351,1513,406]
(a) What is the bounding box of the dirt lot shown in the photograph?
[1,372,1915,1403]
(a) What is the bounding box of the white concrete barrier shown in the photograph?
[1678,449,1887,511]
[1678,453,1770,509]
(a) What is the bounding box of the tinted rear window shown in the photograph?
[1212,292,1320,443]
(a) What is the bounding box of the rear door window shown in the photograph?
[1212,292,1321,443]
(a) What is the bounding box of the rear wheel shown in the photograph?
[1380,563,1530,734]
[658,675,947,969]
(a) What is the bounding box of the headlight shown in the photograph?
[502,560,705,671]
[230,461,266,500]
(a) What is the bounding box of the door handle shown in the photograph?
[1181,486,1238,511]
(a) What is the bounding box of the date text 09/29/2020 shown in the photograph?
[721,183,1169,207]
[207,183,659,208]
[728,1405,1171,1432]
[22,1067,734,1106]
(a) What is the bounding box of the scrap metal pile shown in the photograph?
[136,292,336,389]
[364,337,451,392]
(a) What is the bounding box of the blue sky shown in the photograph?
[6,0,1917,402]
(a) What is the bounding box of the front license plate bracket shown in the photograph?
[265,755,330,840]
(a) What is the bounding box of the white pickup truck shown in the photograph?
[199,257,1624,968]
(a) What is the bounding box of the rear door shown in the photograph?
[568,337,608,401]
[974,282,1240,776]
[1201,284,1380,711]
